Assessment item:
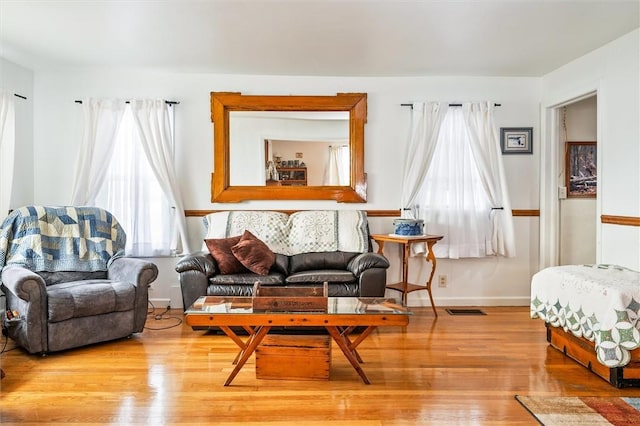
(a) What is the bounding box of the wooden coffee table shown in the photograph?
[184,296,410,385]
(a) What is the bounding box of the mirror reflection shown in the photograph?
[210,92,367,203]
[229,111,350,186]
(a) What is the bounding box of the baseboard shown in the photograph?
[403,295,530,308]
[149,298,171,309]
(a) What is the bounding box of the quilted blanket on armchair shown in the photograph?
[0,205,126,273]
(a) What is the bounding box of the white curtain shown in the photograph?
[71,98,190,256]
[399,102,447,219]
[323,145,349,185]
[129,100,190,254]
[0,91,16,219]
[462,102,516,257]
[409,102,515,258]
[70,99,126,205]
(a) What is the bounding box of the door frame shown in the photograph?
[539,88,601,269]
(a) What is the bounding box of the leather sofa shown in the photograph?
[175,210,390,310]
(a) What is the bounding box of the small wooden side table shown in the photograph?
[370,234,443,316]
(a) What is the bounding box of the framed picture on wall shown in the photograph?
[500,127,533,154]
[566,141,597,198]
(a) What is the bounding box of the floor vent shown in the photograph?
[445,308,486,316]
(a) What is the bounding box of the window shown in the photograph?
[94,104,175,257]
[415,107,492,258]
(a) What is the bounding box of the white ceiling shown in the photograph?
[1,0,638,77]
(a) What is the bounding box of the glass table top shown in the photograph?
[185,296,411,316]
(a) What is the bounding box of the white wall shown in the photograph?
[541,29,640,270]
[29,71,541,308]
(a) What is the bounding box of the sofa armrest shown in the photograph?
[0,265,48,353]
[175,251,217,276]
[108,257,159,287]
[1,265,47,301]
[108,257,158,332]
[347,252,390,277]
[175,251,217,310]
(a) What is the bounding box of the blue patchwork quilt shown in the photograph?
[0,206,126,274]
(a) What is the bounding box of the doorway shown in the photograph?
[559,95,598,265]
[540,92,599,268]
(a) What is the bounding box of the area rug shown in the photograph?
[515,395,640,425]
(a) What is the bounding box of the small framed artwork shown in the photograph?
[500,127,533,154]
[566,141,597,198]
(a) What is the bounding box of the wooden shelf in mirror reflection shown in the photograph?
[276,167,307,186]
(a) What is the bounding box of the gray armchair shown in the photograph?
[0,206,158,354]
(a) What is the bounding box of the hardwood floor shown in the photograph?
[1,306,638,425]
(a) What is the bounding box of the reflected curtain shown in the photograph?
[323,145,349,185]
[0,91,15,219]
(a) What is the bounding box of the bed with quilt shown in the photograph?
[530,264,640,387]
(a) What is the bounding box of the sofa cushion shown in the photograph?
[288,251,358,274]
[209,272,285,286]
[204,235,248,275]
[231,230,276,275]
[47,280,136,323]
[286,270,356,284]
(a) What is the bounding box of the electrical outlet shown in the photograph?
[558,186,568,199]
[438,275,447,287]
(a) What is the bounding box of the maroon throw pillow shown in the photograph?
[204,235,247,275]
[231,230,276,275]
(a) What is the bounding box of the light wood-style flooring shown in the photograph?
[1,306,638,425]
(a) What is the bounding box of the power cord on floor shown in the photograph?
[1,318,20,354]
[145,300,183,330]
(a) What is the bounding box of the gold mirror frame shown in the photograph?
[211,92,367,203]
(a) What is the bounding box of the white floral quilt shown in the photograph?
[202,210,370,255]
[530,264,640,368]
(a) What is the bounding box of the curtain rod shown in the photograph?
[401,102,501,108]
[14,93,27,100]
[74,100,179,105]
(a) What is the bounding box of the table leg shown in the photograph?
[342,325,378,364]
[219,325,254,364]
[401,242,410,305]
[337,326,370,363]
[222,325,271,386]
[326,326,372,384]
[424,241,439,317]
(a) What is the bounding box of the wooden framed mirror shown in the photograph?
[211,92,367,202]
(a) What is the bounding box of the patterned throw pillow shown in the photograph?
[231,230,276,275]
[204,235,247,274]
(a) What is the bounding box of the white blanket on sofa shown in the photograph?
[202,210,370,255]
